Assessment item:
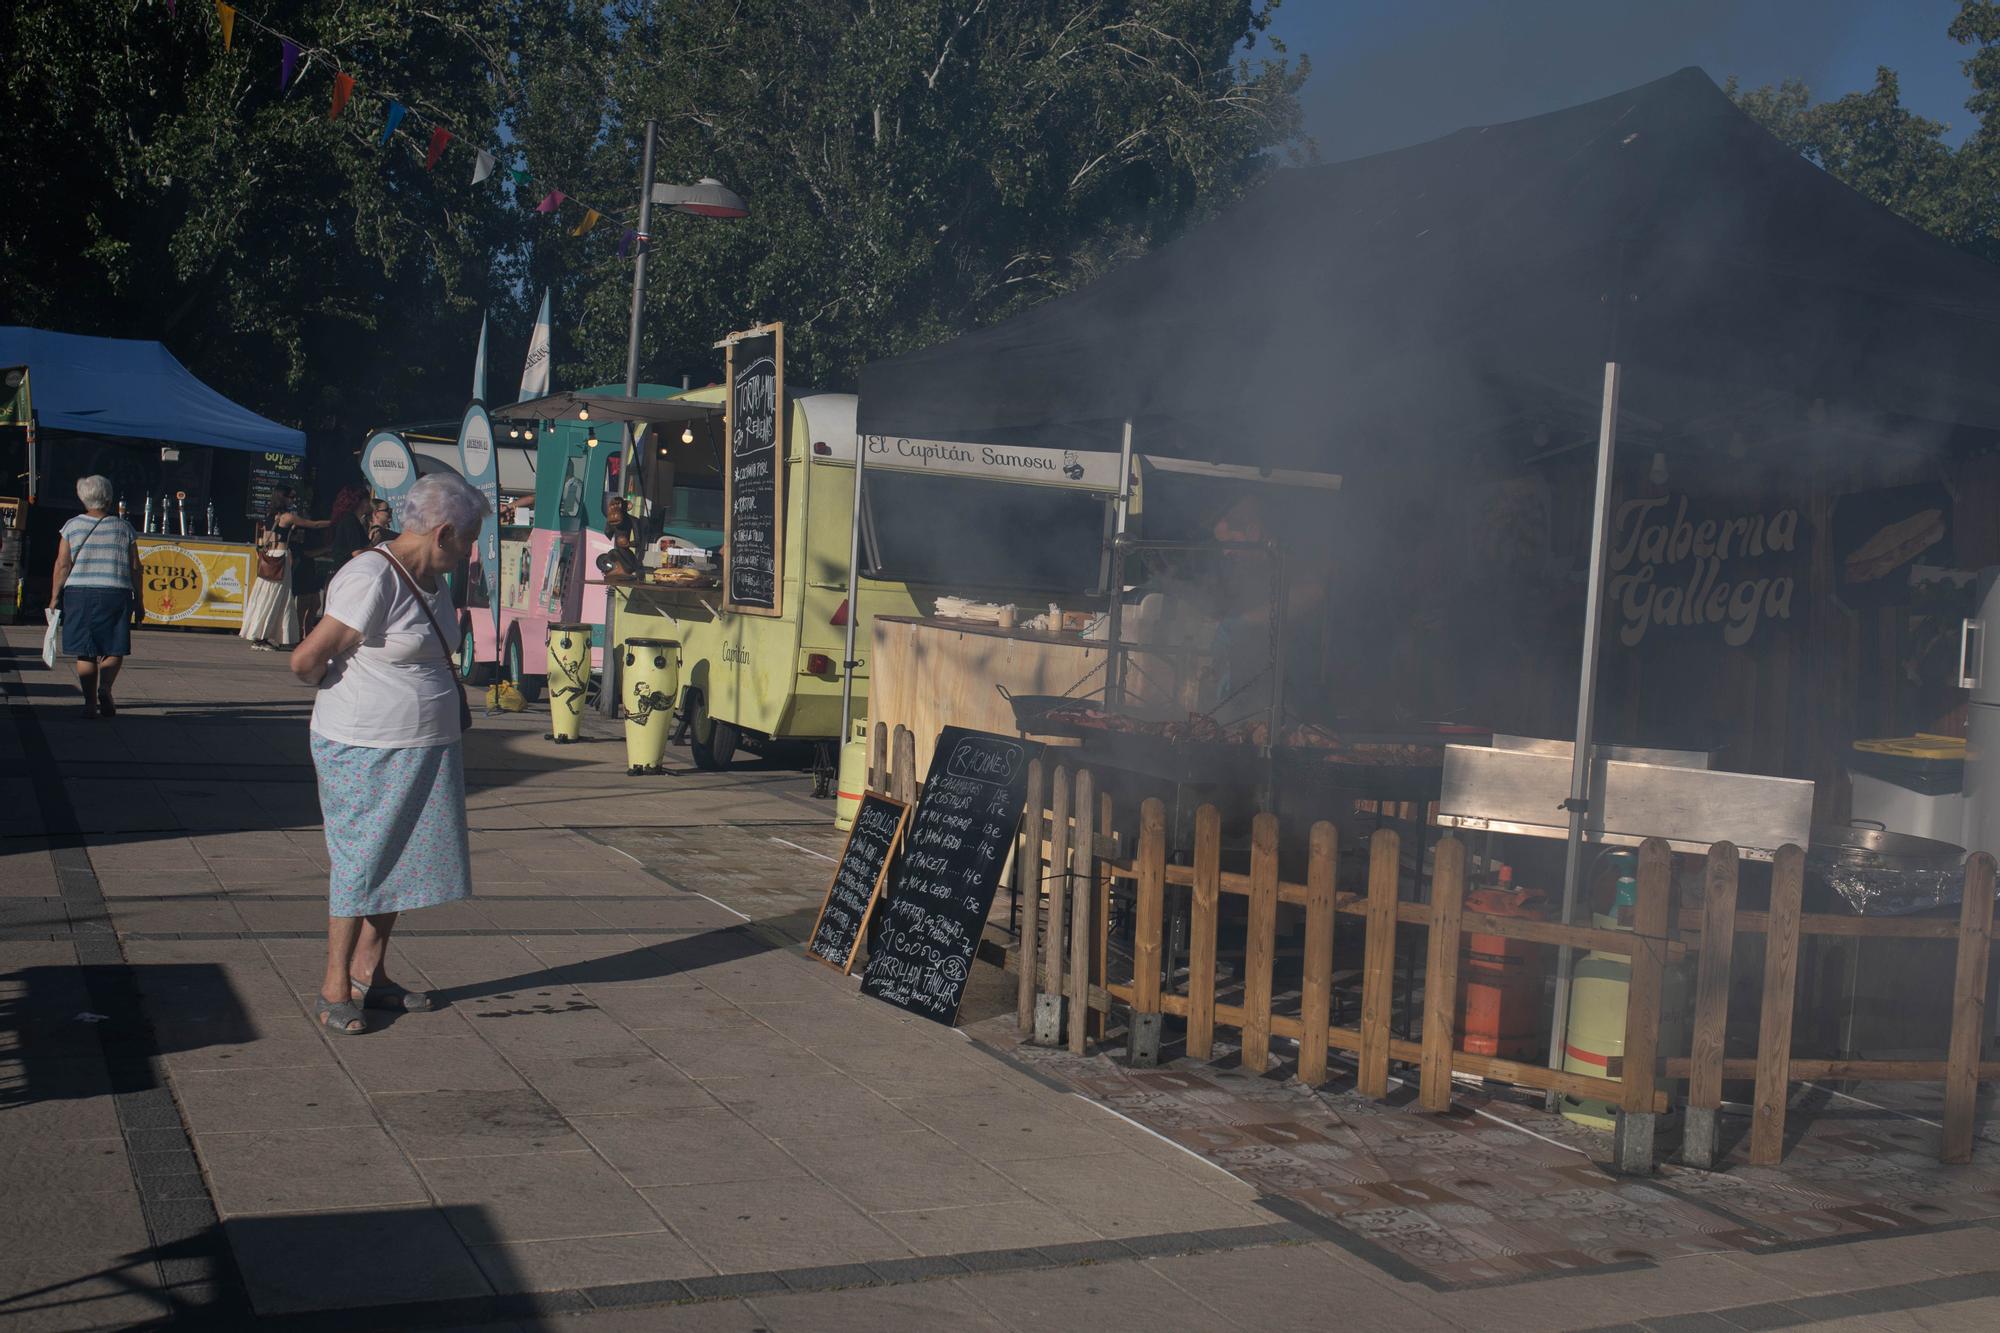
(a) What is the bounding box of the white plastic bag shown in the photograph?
[42,608,61,669]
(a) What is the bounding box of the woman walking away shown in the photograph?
[290,473,488,1036]
[240,486,331,651]
[46,475,140,718]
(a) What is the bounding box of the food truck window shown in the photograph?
[860,471,1108,594]
[636,419,725,548]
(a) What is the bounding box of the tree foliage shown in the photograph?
[2,0,1306,454]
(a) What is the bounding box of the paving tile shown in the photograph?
[541,1302,767,1331]
[749,1278,1015,1330]
[874,1198,1105,1256]
[812,1128,1034,1212]
[0,1137,135,1195]
[705,1070,925,1141]
[0,1252,178,1330]
[996,1151,1272,1239]
[332,1034,529,1095]
[420,1150,665,1245]
[953,1256,1243,1332]
[195,1126,430,1215]
[642,1177,912,1274]
[469,1231,713,1293]
[170,1061,373,1132]
[632,1015,836,1082]
[896,1088,1127,1161]
[375,1088,586,1159]
[1729,1234,1997,1298]
[224,1207,491,1314]
[507,1051,718,1116]
[161,1032,337,1073]
[0,1179,151,1259]
[1425,1252,1808,1330]
[570,1107,805,1187]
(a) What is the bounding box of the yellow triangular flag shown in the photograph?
[570,209,600,237]
[216,1,236,50]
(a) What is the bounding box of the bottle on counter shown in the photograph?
[204,501,217,536]
[117,496,129,520]
[141,494,156,533]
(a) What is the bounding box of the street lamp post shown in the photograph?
[601,124,748,717]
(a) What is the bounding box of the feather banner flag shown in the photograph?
[472,149,496,184]
[330,71,354,120]
[535,190,565,214]
[279,39,300,89]
[425,127,452,171]
[380,101,406,147]
[570,209,600,237]
[215,2,235,50]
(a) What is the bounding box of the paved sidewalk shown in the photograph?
[5,625,2000,1330]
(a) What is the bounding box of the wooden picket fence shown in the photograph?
[1001,755,2000,1172]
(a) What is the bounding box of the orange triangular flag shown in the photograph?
[215,1,235,50]
[330,72,355,121]
[570,209,600,237]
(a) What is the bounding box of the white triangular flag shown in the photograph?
[519,289,552,401]
[472,149,496,185]
[471,315,488,404]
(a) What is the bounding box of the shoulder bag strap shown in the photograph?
[368,548,456,668]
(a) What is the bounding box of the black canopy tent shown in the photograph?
[854,67,2000,1084]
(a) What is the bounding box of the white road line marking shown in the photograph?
[605,845,644,865]
[693,892,752,922]
[1068,1094,1241,1180]
[769,835,838,864]
[1803,1081,1943,1129]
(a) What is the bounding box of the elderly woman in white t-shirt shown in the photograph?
[290,473,489,1036]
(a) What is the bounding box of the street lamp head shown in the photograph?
[651,178,748,220]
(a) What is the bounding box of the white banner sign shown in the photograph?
[833,434,1126,493]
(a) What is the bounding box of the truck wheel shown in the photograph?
[457,615,494,686]
[504,630,543,703]
[687,692,739,770]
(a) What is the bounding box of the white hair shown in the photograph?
[77,475,114,510]
[400,473,491,535]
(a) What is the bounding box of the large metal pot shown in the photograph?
[1808,822,1965,874]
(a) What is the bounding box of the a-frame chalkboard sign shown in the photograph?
[861,727,1043,1025]
[805,791,909,974]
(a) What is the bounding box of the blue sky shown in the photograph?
[1265,1,1980,161]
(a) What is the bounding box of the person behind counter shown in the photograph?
[240,486,333,652]
[288,473,489,1036]
[46,474,142,718]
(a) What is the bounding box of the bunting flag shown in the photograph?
[534,190,564,214]
[424,126,452,171]
[379,100,405,146]
[471,315,489,404]
[329,71,354,120]
[472,149,495,184]
[279,38,299,89]
[570,209,600,237]
[617,227,636,258]
[511,168,531,188]
[167,0,176,16]
[215,1,235,50]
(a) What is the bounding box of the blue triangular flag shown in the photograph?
[380,101,406,146]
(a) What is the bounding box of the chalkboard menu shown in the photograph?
[807,792,910,973]
[246,452,305,520]
[723,323,784,615]
[861,727,1043,1025]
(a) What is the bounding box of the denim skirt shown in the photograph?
[61,586,132,659]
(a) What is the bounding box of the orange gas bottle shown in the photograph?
[1455,870,1548,1060]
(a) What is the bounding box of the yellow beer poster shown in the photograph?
[136,537,253,629]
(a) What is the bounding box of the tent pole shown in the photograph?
[1547,359,1622,1097]
[838,434,868,745]
[1104,420,1135,706]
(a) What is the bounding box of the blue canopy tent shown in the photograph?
[0,327,304,456]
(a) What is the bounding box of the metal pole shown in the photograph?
[838,435,868,742]
[1547,359,1623,1086]
[1104,420,1135,705]
[602,118,659,719]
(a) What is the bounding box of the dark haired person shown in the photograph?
[240,486,332,651]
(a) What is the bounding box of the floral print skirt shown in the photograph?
[311,733,472,917]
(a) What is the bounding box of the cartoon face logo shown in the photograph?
[1062,450,1085,481]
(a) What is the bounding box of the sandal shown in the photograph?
[351,978,434,1012]
[315,996,369,1035]
[98,695,116,717]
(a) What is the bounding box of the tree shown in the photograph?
[515,0,1309,392]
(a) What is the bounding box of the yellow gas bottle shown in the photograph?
[621,637,680,774]
[546,622,592,743]
[834,718,870,832]
[1560,909,1690,1130]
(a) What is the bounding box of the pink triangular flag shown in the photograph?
[535,190,565,214]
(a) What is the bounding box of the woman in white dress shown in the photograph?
[241,487,330,651]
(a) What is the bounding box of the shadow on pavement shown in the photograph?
[0,964,254,1109]
[428,920,810,1008]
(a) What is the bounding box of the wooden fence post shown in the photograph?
[1419,837,1467,1112]
[1034,766,1071,1046]
[870,720,888,791]
[1943,852,1997,1163]
[1015,758,1045,1037]
[1299,822,1338,1086]
[1615,837,1673,1174]
[1359,829,1401,1098]
[891,725,916,803]
[1749,843,1806,1166]
[1185,805,1222,1061]
[1241,813,1280,1072]
[1128,798,1168,1066]
[1068,769,1096,1056]
[1682,842,1738,1169]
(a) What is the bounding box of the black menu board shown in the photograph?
[861,727,1043,1025]
[246,451,305,521]
[723,323,783,615]
[807,792,909,973]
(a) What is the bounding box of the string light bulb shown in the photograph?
[508,426,521,440]
[681,426,694,445]
[586,428,599,448]
[524,427,536,442]
[577,404,590,421]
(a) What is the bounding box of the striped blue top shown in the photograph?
[60,514,137,591]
